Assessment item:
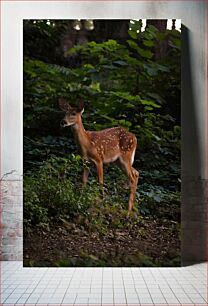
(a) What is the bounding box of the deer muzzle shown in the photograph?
[60,119,67,127]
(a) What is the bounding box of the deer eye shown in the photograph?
[71,112,76,116]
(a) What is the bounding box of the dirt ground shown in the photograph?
[23,217,180,267]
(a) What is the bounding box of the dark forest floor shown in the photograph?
[24,216,180,267]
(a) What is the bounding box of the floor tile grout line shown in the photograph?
[170,273,206,302]
[24,268,51,304]
[24,268,55,305]
[157,267,182,303]
[59,267,77,305]
[90,268,103,304]
[112,268,118,305]
[150,269,172,304]
[151,269,170,304]
[130,267,141,305]
[167,270,190,296]
[179,281,207,304]
[121,268,128,305]
[136,269,154,305]
[1,281,22,303]
[194,285,208,301]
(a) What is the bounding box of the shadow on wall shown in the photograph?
[181,25,207,265]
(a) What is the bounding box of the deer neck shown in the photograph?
[71,116,90,154]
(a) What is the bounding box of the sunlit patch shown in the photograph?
[141,19,146,32]
[167,19,181,32]
[73,20,82,31]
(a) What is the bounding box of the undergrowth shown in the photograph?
[24,155,180,231]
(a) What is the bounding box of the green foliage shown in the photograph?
[24,156,133,231]
[24,156,180,233]
[24,156,100,230]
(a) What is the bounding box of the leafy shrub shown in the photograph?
[24,155,132,230]
[24,154,180,234]
[24,156,100,231]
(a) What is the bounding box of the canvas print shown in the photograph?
[23,19,181,267]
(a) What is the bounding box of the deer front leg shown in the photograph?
[95,160,104,195]
[82,166,89,186]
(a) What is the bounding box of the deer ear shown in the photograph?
[78,100,84,114]
[59,98,71,111]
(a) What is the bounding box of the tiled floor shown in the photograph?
[0,261,207,305]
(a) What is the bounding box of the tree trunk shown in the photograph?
[147,19,168,60]
[92,20,129,43]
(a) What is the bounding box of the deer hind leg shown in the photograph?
[119,155,139,214]
[94,159,104,195]
[129,167,139,211]
[95,161,103,185]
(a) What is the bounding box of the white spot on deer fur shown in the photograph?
[131,148,136,165]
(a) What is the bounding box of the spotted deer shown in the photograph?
[59,98,139,214]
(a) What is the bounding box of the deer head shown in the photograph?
[59,98,84,127]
